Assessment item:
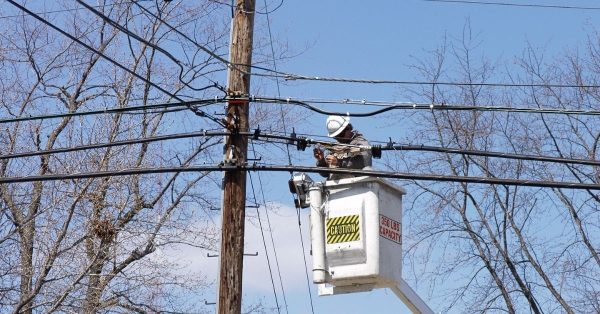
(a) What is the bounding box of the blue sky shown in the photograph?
[210,1,600,313]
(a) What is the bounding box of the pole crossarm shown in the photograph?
[2,164,600,190]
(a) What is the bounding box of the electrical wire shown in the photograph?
[5,0,224,127]
[0,1,154,19]
[261,2,291,311]
[247,169,281,314]
[283,74,600,89]
[296,207,315,314]
[0,129,225,160]
[131,0,242,79]
[0,98,224,124]
[249,142,289,314]
[252,96,600,117]
[2,164,600,190]
[76,0,223,94]
[419,0,600,10]
[131,1,298,82]
[5,129,600,169]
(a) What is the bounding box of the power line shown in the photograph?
[0,129,225,160]
[283,74,600,89]
[131,0,241,78]
[419,0,600,10]
[247,170,281,314]
[249,142,289,314]
[9,128,595,167]
[252,96,600,117]
[10,94,600,128]
[6,128,600,169]
[76,0,223,94]
[296,206,316,314]
[131,1,298,82]
[5,0,223,127]
[2,164,600,190]
[0,2,147,19]
[0,98,224,124]
[260,2,292,311]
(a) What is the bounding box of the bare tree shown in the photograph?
[0,1,233,313]
[396,24,599,313]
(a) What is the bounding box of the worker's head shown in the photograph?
[326,115,353,143]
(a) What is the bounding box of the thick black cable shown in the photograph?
[0,129,225,160]
[0,98,224,124]
[6,129,600,169]
[247,170,281,314]
[253,97,600,117]
[5,0,224,127]
[379,144,600,167]
[2,164,600,190]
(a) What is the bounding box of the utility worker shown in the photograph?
[313,115,372,180]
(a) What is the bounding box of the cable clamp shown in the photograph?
[289,127,297,144]
[297,137,308,151]
[253,126,261,140]
[386,137,394,149]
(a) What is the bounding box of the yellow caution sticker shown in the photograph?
[326,215,360,244]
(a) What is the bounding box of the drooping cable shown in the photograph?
[0,98,224,124]
[250,140,289,314]
[296,203,316,314]
[284,74,600,88]
[5,129,600,169]
[247,168,281,314]
[79,0,226,93]
[5,0,224,127]
[259,2,291,310]
[253,97,600,117]
[0,129,225,160]
[3,165,599,202]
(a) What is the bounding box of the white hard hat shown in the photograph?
[326,115,350,137]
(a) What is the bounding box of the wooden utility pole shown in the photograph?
[218,0,255,313]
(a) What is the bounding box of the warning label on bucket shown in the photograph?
[326,215,360,244]
[379,214,401,244]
